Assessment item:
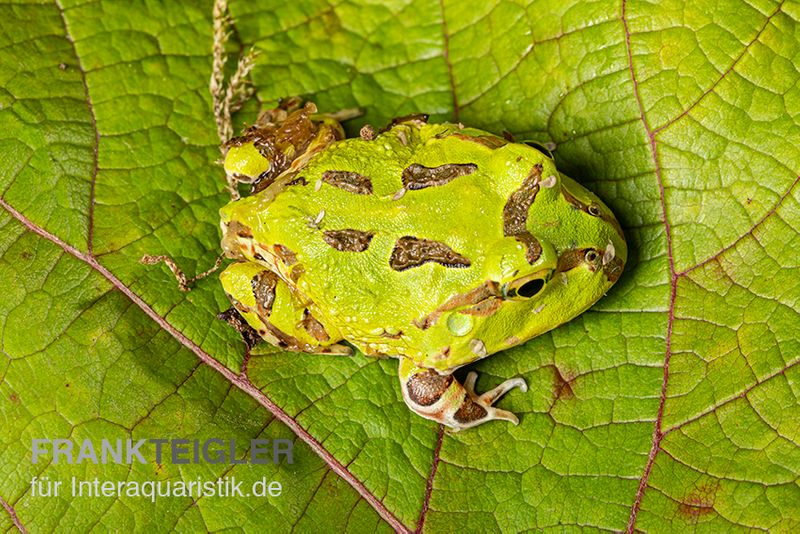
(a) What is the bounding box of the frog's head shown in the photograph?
[477,162,626,355]
[223,101,345,192]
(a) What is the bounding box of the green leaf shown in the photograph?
[1,0,798,532]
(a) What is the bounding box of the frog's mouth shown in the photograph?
[501,268,553,300]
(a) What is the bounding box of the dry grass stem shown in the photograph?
[140,254,226,292]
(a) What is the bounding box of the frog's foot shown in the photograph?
[398,359,527,431]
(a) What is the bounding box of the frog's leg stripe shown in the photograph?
[321,170,373,194]
[322,229,375,252]
[503,163,543,264]
[398,359,528,430]
[401,162,477,190]
[389,236,471,271]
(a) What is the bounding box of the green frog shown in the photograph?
[218,101,626,431]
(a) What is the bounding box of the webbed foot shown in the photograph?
[398,359,527,431]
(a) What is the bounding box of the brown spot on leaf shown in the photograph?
[552,366,575,401]
[503,164,543,264]
[402,162,477,190]
[322,170,373,195]
[406,369,453,406]
[678,483,719,523]
[390,236,471,271]
[322,229,375,252]
[453,394,488,424]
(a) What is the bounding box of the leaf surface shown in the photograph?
[1,0,799,532]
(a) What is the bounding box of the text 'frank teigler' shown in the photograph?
[31,438,294,465]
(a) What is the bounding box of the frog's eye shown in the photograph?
[587,204,602,217]
[503,272,548,300]
[584,250,599,263]
[516,278,544,297]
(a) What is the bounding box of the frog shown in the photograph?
[217,100,626,431]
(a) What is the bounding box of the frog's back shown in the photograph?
[220,119,624,371]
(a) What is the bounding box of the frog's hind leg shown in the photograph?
[220,261,351,356]
[398,359,527,431]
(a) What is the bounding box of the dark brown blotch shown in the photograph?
[251,270,279,319]
[402,162,477,190]
[503,164,543,264]
[379,113,429,133]
[447,132,508,149]
[557,248,599,274]
[233,221,253,238]
[406,369,453,406]
[551,365,575,402]
[603,256,625,283]
[389,236,471,271]
[503,164,542,236]
[322,229,375,252]
[287,176,308,186]
[414,281,500,329]
[453,394,488,424]
[273,244,298,266]
[217,306,260,350]
[302,309,330,342]
[322,170,373,195]
[677,483,719,523]
[561,185,625,239]
[458,298,502,317]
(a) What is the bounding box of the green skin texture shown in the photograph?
[220,122,626,371]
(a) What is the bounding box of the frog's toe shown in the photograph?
[478,376,528,405]
[464,371,478,394]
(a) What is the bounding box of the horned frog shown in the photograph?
[218,100,626,431]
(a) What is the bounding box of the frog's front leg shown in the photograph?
[220,261,351,355]
[398,359,527,430]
